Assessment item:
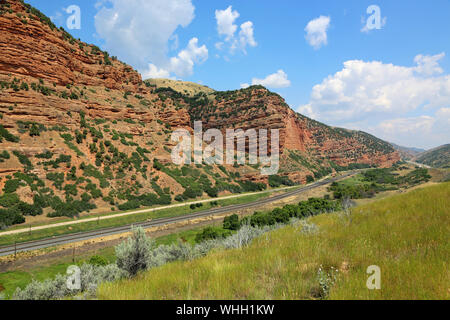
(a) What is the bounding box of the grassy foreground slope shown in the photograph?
[98,183,449,300]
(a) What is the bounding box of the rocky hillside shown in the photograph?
[414,144,450,168]
[151,82,399,177]
[0,0,141,90]
[0,0,399,229]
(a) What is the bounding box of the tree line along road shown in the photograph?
[0,172,357,257]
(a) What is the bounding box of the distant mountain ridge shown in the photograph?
[413,144,450,168]
[390,143,426,160]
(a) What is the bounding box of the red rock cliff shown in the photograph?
[0,0,141,90]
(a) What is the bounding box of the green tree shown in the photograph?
[223,214,240,231]
[29,123,41,137]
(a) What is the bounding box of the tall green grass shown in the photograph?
[0,226,205,299]
[98,182,449,300]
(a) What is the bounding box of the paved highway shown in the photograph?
[0,172,356,257]
[405,160,432,169]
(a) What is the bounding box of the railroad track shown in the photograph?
[0,172,356,257]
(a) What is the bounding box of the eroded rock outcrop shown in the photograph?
[0,0,141,90]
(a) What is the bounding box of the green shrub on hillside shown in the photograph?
[16,201,43,216]
[89,255,109,266]
[13,151,32,169]
[118,199,140,211]
[63,184,78,196]
[46,172,65,190]
[0,125,19,143]
[195,227,232,243]
[118,191,172,211]
[0,207,25,229]
[223,214,240,231]
[47,197,96,218]
[3,179,23,194]
[268,175,294,188]
[329,182,381,200]
[35,151,53,159]
[0,193,21,207]
[238,180,267,192]
[240,198,341,228]
[183,187,203,199]
[0,150,10,162]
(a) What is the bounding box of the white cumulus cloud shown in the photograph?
[215,6,240,41]
[142,64,171,79]
[298,53,450,149]
[378,116,435,135]
[374,115,448,149]
[305,16,330,50]
[95,0,207,79]
[215,6,257,55]
[239,21,257,50]
[168,38,208,77]
[142,37,208,78]
[251,70,291,89]
[436,107,450,124]
[414,52,445,76]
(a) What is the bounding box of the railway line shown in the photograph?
[0,172,356,257]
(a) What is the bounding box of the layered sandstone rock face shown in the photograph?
[295,115,400,168]
[0,0,141,90]
[183,86,400,171]
[0,2,192,129]
[186,88,308,154]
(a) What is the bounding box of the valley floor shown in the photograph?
[98,182,449,300]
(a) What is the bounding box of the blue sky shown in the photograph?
[27,0,450,149]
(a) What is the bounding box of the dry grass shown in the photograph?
[146,78,215,97]
[98,182,449,300]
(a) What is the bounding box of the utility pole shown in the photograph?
[72,245,75,263]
